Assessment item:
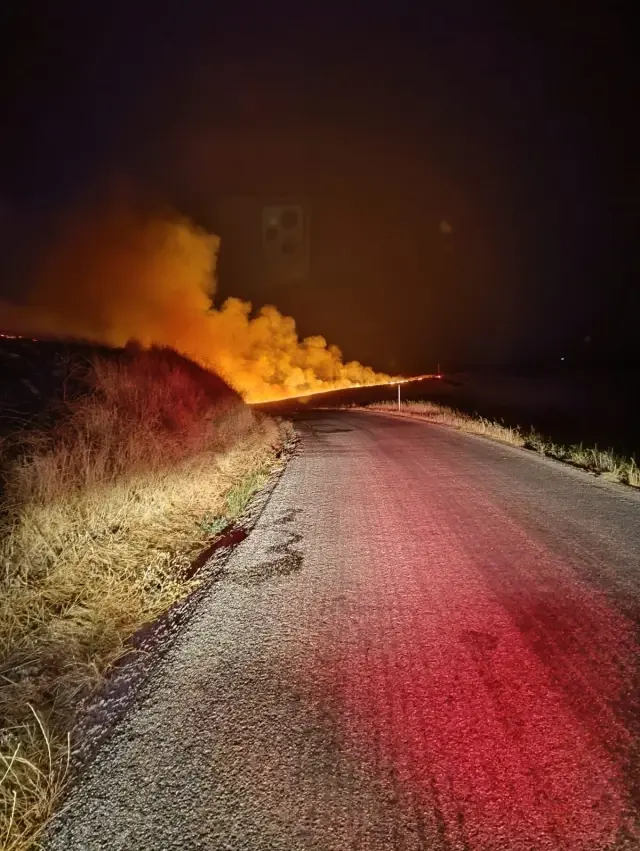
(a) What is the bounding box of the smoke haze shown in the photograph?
[0,196,391,401]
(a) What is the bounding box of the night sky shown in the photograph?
[0,1,635,374]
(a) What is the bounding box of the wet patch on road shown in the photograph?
[229,510,304,587]
[182,526,248,580]
[231,548,304,587]
[273,507,302,525]
[459,629,500,654]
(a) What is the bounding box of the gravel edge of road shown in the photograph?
[60,424,299,784]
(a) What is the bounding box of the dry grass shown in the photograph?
[367,400,526,448]
[0,351,282,850]
[365,400,640,488]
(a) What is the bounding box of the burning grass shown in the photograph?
[365,400,640,488]
[0,349,283,850]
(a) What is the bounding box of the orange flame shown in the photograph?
[0,198,395,403]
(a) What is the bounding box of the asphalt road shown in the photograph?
[48,410,640,851]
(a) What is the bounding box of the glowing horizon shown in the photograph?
[247,374,442,405]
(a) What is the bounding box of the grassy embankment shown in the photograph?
[0,349,284,850]
[365,400,640,488]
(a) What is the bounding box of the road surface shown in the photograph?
[48,410,640,850]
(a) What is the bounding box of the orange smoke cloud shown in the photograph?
[0,198,392,402]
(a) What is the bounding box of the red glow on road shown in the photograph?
[319,551,637,849]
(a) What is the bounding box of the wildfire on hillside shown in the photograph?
[0,198,406,403]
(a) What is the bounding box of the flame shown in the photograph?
[0,197,396,403]
[248,374,441,405]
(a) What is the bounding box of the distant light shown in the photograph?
[560,357,565,361]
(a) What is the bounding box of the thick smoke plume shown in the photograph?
[1,199,391,401]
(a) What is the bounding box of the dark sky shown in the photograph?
[0,1,636,372]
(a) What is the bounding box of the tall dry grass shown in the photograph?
[0,351,282,850]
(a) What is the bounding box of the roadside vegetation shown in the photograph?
[365,400,640,488]
[0,348,283,850]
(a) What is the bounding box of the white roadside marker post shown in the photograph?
[398,382,401,411]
